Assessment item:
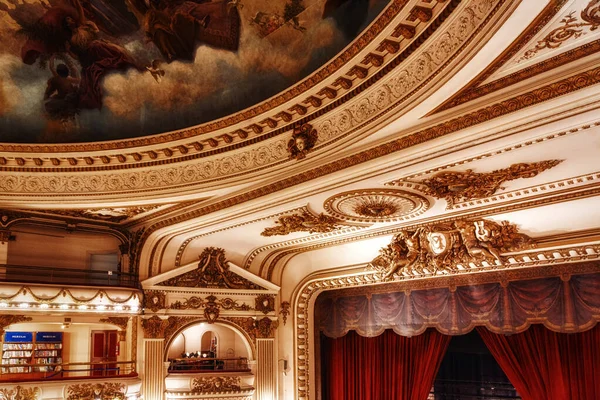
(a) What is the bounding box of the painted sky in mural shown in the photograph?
[0,0,389,143]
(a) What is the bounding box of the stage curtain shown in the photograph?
[321,329,450,400]
[316,271,600,338]
[477,324,600,400]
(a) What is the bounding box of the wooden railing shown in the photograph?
[0,264,139,288]
[168,357,249,373]
[0,360,136,382]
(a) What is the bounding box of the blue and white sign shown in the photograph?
[4,332,33,343]
[35,332,63,343]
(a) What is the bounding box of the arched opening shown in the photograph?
[166,322,252,373]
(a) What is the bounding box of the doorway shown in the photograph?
[90,330,119,376]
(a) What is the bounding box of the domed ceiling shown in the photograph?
[0,0,389,144]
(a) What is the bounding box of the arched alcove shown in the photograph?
[165,321,253,362]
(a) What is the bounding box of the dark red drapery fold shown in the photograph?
[321,329,451,400]
[477,324,600,400]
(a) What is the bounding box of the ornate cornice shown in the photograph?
[0,0,507,198]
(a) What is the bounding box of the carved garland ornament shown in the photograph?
[280,301,291,326]
[170,296,251,312]
[395,160,563,207]
[520,0,600,61]
[370,218,533,278]
[261,211,343,236]
[192,376,242,393]
[66,383,126,400]
[0,386,41,400]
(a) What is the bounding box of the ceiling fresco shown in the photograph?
[0,0,389,144]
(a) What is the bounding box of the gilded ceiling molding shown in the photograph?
[293,260,600,399]
[395,171,600,211]
[145,76,600,277]
[40,206,161,224]
[370,218,533,279]
[324,189,430,222]
[261,211,344,237]
[0,0,431,157]
[262,185,600,280]
[0,0,496,189]
[519,1,600,61]
[389,160,562,207]
[66,383,125,400]
[0,386,40,400]
[6,50,598,209]
[430,0,600,114]
[157,247,264,290]
[175,206,307,267]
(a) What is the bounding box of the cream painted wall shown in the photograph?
[7,224,121,269]
[166,323,249,360]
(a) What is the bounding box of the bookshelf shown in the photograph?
[33,332,63,372]
[1,332,34,374]
[1,331,63,376]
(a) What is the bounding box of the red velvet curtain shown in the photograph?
[477,324,600,400]
[321,329,451,400]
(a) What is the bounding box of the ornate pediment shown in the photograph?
[157,247,267,290]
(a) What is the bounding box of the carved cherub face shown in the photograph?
[295,136,306,151]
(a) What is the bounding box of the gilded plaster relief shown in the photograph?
[389,160,562,208]
[0,386,40,400]
[261,210,343,236]
[324,189,430,222]
[157,247,264,289]
[518,0,600,62]
[0,0,513,199]
[369,218,533,278]
[191,376,242,393]
[66,383,125,400]
[287,123,318,160]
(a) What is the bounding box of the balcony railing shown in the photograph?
[168,357,250,373]
[0,360,136,382]
[0,264,139,288]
